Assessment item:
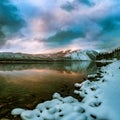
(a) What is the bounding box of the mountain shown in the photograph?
[65,50,98,61]
[0,52,50,63]
[0,50,98,63]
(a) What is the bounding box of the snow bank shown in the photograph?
[11,61,120,120]
[75,60,120,120]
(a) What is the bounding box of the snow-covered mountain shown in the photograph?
[65,50,98,61]
[0,50,98,62]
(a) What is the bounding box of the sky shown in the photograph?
[0,0,120,53]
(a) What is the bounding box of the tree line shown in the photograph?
[96,47,120,60]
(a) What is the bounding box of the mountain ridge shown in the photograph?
[0,49,98,62]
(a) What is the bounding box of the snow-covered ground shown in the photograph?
[11,61,120,120]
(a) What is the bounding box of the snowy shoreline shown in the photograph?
[11,61,120,120]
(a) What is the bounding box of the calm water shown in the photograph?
[0,62,99,118]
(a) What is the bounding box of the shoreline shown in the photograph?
[11,60,120,120]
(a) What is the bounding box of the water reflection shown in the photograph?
[0,62,99,118]
[0,61,98,73]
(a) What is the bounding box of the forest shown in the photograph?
[96,47,120,60]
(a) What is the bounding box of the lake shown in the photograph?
[0,62,100,119]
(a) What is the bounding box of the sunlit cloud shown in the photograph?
[1,38,47,54]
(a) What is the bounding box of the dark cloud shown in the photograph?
[61,0,94,12]
[0,30,5,45]
[61,1,75,12]
[78,0,94,6]
[0,0,25,46]
[100,16,120,33]
[47,29,84,47]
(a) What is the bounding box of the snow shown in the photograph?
[100,61,120,120]
[11,108,25,115]
[65,50,98,61]
[75,60,120,120]
[87,74,97,78]
[11,61,120,120]
[11,93,85,120]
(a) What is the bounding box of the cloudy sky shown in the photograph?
[0,0,120,53]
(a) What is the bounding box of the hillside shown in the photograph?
[0,52,50,63]
[0,50,98,63]
[65,50,98,61]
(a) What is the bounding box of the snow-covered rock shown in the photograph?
[65,50,98,61]
[11,108,25,115]
[11,93,85,120]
